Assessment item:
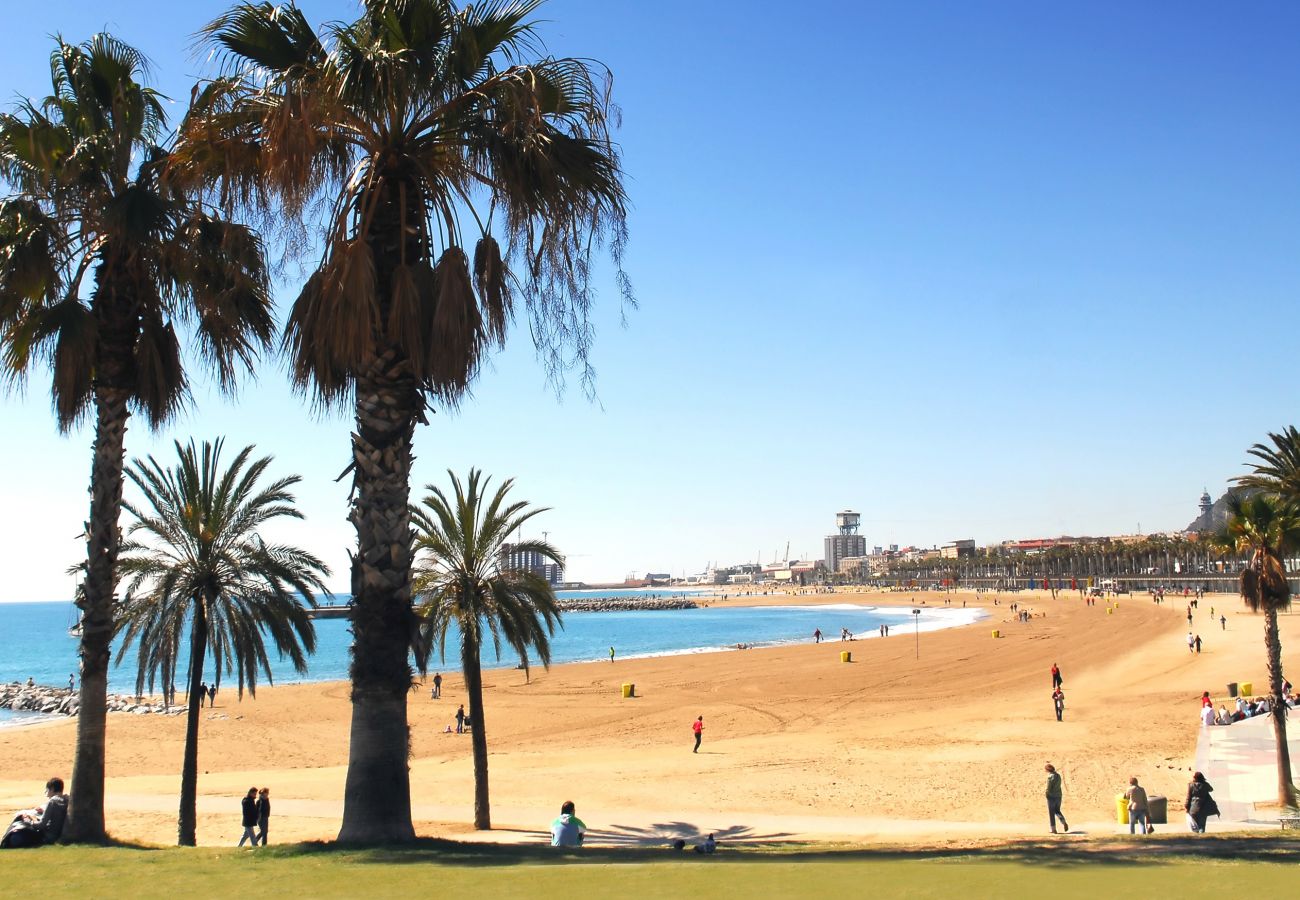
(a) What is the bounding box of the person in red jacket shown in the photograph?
[692,716,704,753]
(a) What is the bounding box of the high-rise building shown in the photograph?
[824,510,866,575]
[499,543,564,587]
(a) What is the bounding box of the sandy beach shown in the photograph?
[0,588,1292,847]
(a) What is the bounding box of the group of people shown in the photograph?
[197,682,218,707]
[237,787,272,847]
[1046,766,1220,835]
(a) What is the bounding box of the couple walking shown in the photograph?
[238,787,271,847]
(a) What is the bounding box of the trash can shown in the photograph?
[1148,795,1167,825]
[621,683,635,698]
[991,629,1000,638]
[840,651,852,663]
[1227,682,1239,698]
[1115,795,1129,825]
[1242,681,1253,696]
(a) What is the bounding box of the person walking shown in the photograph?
[813,628,822,644]
[1045,764,1069,834]
[1187,632,1195,653]
[237,787,259,847]
[455,704,466,734]
[1052,687,1065,722]
[692,715,704,753]
[1125,777,1150,835]
[1194,635,1202,654]
[1186,772,1218,832]
[431,672,442,699]
[208,684,217,707]
[1219,615,1226,631]
[609,646,616,664]
[255,787,271,846]
[1050,663,1062,689]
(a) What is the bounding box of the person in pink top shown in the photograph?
[692,716,704,753]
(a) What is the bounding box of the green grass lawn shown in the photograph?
[3,835,1296,898]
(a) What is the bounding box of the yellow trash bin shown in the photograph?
[1241,682,1253,697]
[991,629,1000,638]
[1116,795,1129,825]
[1108,608,1113,615]
[621,683,635,698]
[840,651,852,663]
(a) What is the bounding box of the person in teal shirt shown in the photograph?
[550,800,587,847]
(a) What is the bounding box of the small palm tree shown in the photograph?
[0,35,273,842]
[412,469,562,830]
[116,438,329,846]
[1217,491,1299,809]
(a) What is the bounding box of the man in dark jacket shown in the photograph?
[238,787,259,847]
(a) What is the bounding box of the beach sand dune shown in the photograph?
[0,590,1286,845]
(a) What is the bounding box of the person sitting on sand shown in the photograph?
[695,833,716,854]
[550,800,587,847]
[1,778,67,849]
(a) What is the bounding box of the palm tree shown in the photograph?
[412,469,562,830]
[183,0,628,842]
[115,438,329,846]
[1237,427,1300,499]
[0,36,273,842]
[1217,492,1299,809]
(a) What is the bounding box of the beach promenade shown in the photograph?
[0,588,1294,847]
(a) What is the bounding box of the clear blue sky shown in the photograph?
[3,1,1299,600]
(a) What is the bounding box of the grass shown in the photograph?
[3,834,1297,898]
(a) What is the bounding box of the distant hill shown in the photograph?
[1185,489,1257,534]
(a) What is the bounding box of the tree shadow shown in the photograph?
[276,832,1300,869]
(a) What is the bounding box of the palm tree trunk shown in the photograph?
[1264,607,1297,808]
[178,598,208,846]
[337,364,419,844]
[462,638,491,830]
[65,386,129,844]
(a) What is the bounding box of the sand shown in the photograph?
[0,588,1290,846]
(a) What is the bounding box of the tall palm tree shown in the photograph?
[1217,492,1299,809]
[0,36,273,842]
[412,469,562,830]
[1237,427,1300,499]
[116,438,328,846]
[182,0,628,842]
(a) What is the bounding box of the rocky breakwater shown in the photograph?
[0,682,185,719]
[557,597,699,613]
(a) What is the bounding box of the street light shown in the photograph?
[911,608,921,659]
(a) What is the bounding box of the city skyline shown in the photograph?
[3,1,1300,601]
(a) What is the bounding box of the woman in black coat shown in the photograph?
[1186,771,1218,833]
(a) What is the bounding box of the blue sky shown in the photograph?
[3,1,1299,600]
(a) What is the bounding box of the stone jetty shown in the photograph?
[0,682,185,719]
[557,596,698,613]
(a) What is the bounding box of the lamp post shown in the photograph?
[911,608,921,659]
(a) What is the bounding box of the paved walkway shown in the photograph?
[1195,711,1299,826]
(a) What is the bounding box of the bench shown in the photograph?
[1279,815,1300,830]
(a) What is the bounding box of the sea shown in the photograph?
[0,590,984,708]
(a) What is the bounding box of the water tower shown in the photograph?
[825,510,866,577]
[1198,490,1212,519]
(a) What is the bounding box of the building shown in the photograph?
[499,543,564,587]
[940,539,976,559]
[824,510,867,575]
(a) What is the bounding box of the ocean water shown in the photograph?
[0,594,983,692]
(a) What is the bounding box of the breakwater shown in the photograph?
[0,682,185,719]
[309,596,700,619]
[557,597,698,613]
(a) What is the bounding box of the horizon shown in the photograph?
[3,1,1299,601]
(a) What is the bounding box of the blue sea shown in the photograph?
[0,591,983,693]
